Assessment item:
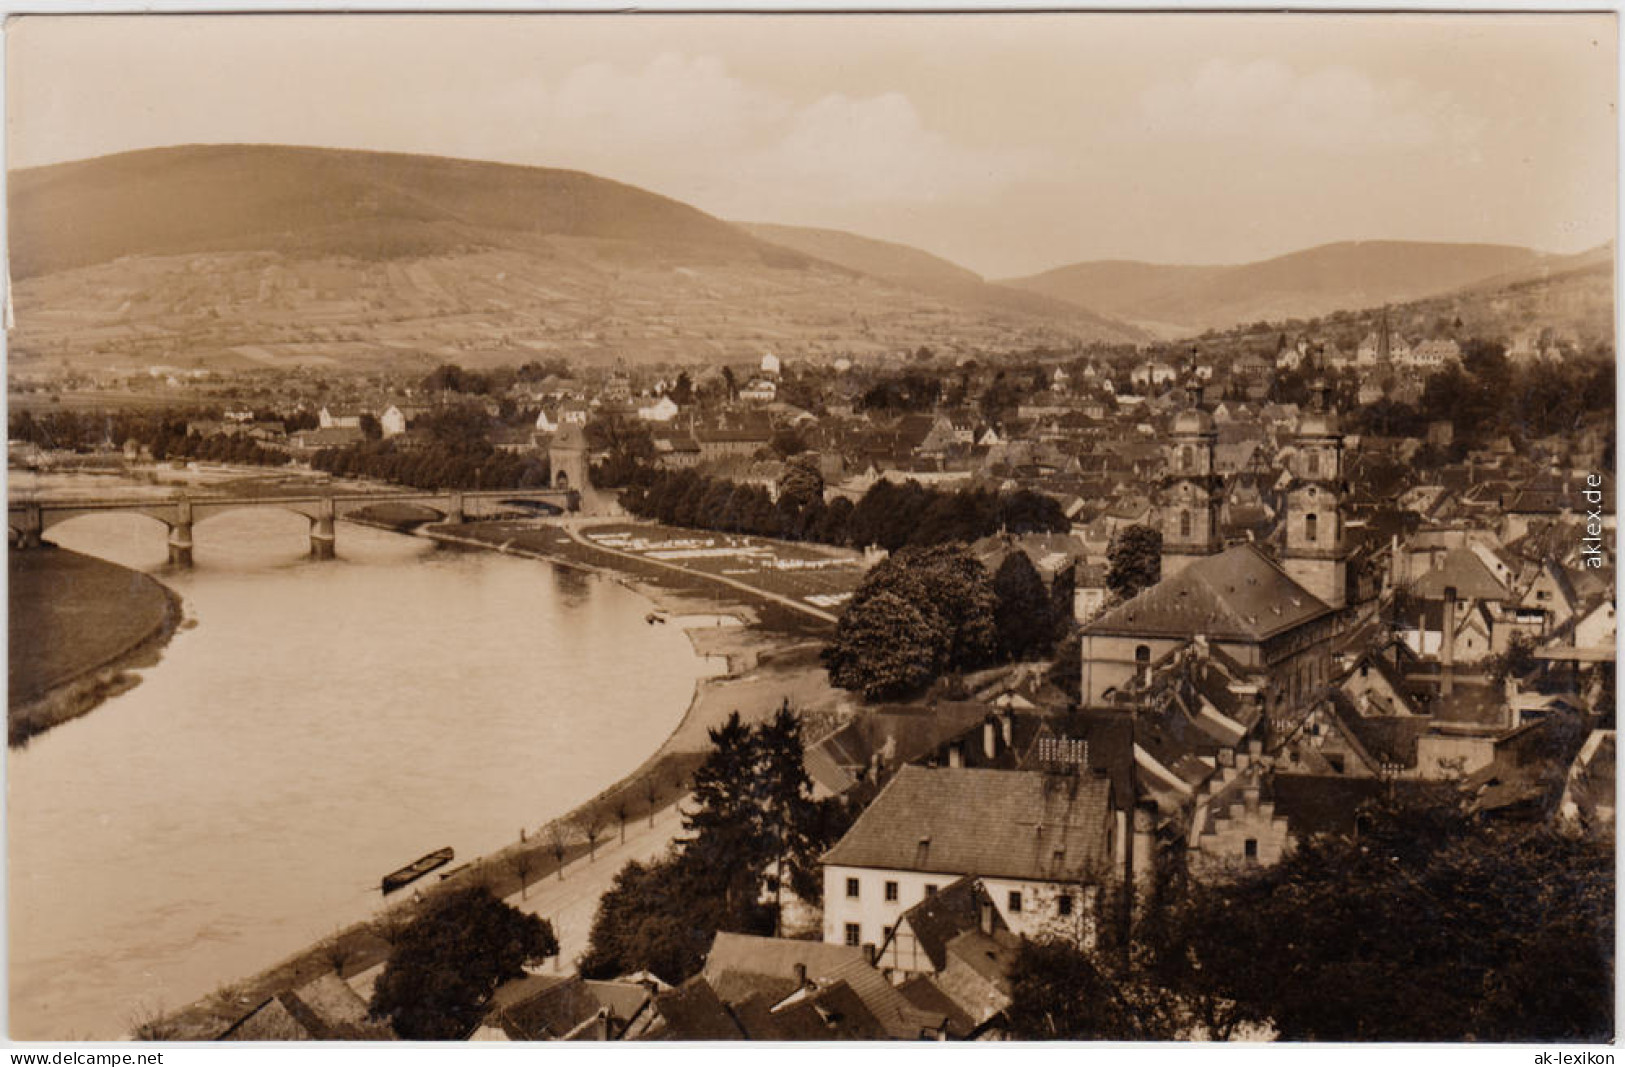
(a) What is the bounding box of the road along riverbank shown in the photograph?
[8,545,184,747]
[149,516,848,1040]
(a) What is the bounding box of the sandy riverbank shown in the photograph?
[8,545,185,747]
[149,516,848,1040]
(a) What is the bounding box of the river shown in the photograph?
[8,493,720,1039]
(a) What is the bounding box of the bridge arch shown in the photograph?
[36,507,177,536]
[188,502,326,526]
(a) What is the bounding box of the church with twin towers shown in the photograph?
[1078,382,1353,717]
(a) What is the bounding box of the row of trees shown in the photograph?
[9,408,323,455]
[1006,789,1614,1042]
[311,440,551,491]
[823,543,1068,700]
[149,430,287,467]
[621,465,1069,552]
[578,705,857,984]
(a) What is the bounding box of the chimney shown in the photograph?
[793,962,808,989]
[983,719,997,760]
[1001,709,1014,749]
[979,899,994,936]
[948,742,964,769]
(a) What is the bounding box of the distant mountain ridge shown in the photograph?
[738,221,1140,339]
[1001,240,1559,336]
[6,144,1145,372]
[9,143,796,280]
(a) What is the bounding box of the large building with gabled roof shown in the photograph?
[820,765,1116,957]
[1080,542,1339,716]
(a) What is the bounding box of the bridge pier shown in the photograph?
[17,502,43,549]
[168,499,194,567]
[446,491,465,525]
[310,498,336,560]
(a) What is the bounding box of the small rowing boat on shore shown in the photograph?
[382,847,455,894]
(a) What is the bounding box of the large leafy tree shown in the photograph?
[1010,790,1614,1043]
[1106,524,1162,601]
[905,543,999,671]
[993,550,1057,661]
[580,707,849,982]
[368,888,558,1040]
[1180,791,1614,1041]
[776,453,825,511]
[576,855,727,985]
[822,589,941,699]
[822,543,996,699]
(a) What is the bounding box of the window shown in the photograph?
[1008,890,1023,914]
[1180,509,1192,538]
[1057,894,1073,917]
[924,884,938,897]
[1244,838,1259,861]
[884,880,899,902]
[1305,512,1318,543]
[846,877,860,899]
[1135,645,1151,683]
[1307,451,1320,477]
[844,923,861,947]
[1181,444,1195,471]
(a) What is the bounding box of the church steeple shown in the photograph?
[1160,409,1222,576]
[1283,385,1349,609]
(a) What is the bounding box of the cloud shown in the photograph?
[1135,58,1478,154]
[512,52,1033,215]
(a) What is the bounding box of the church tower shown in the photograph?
[1159,409,1222,577]
[1283,383,1350,609]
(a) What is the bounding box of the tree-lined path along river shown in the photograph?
[9,501,720,1040]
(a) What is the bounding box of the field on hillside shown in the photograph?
[9,244,1107,373]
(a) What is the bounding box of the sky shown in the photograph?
[5,12,1617,278]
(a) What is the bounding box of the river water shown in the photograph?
[9,495,719,1039]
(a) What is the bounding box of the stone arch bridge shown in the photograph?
[9,488,576,566]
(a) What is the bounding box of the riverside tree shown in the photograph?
[368,888,558,1040]
[579,706,849,982]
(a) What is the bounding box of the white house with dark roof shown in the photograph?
[820,765,1116,957]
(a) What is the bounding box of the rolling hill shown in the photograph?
[1002,241,1554,336]
[6,144,1145,373]
[738,222,1137,340]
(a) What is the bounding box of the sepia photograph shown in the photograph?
[3,7,1617,1050]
